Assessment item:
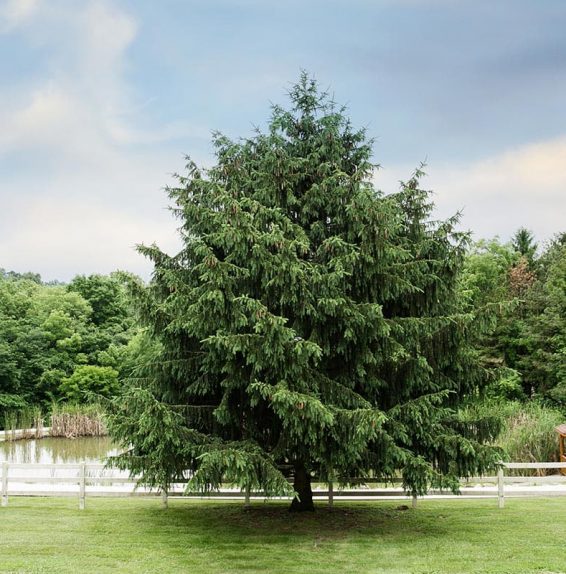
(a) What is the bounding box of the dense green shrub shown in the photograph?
[59,365,119,403]
[486,369,526,401]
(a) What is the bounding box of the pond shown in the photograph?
[0,436,118,464]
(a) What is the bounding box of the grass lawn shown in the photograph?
[1,497,565,574]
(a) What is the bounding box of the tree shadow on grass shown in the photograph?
[160,501,451,542]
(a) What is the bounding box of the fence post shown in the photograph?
[328,480,334,510]
[79,462,86,510]
[497,466,504,509]
[1,462,8,507]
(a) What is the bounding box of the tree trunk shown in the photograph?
[289,461,315,512]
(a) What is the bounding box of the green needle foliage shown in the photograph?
[107,74,500,510]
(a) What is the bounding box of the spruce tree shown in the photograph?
[511,227,538,268]
[107,74,500,511]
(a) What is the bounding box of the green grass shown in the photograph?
[1,497,565,573]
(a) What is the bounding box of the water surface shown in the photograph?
[0,436,118,464]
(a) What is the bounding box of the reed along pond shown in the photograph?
[0,436,118,464]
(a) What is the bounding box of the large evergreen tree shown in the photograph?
[107,75,499,511]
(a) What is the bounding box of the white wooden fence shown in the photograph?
[2,461,566,510]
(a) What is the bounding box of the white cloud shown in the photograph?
[0,1,190,280]
[375,137,566,243]
[0,0,137,157]
[0,0,40,31]
[2,0,564,282]
[81,1,136,68]
[460,138,566,192]
[77,1,137,111]
[0,194,181,282]
[0,0,205,159]
[0,84,79,152]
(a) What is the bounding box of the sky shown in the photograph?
[0,0,565,282]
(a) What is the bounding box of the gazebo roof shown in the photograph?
[555,424,566,436]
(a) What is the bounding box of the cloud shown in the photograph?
[76,1,137,110]
[0,0,206,161]
[468,138,566,191]
[375,137,566,243]
[0,0,40,31]
[0,83,80,153]
[0,1,190,280]
[0,195,180,282]
[0,0,138,157]
[2,0,564,281]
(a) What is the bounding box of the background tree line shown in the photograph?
[1,230,564,457]
[0,271,139,417]
[460,229,566,404]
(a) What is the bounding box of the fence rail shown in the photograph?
[2,461,566,510]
